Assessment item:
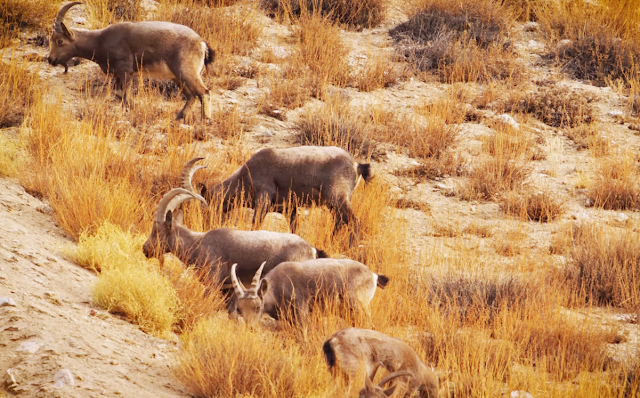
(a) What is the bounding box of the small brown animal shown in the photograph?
[230,258,389,327]
[200,146,372,233]
[48,2,214,120]
[323,328,439,398]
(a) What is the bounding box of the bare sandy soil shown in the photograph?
[1,1,640,397]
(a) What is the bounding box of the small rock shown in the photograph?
[53,369,74,388]
[89,309,98,316]
[152,352,168,360]
[0,297,17,307]
[178,124,194,132]
[496,114,520,130]
[511,391,533,398]
[17,341,40,354]
[616,213,629,223]
[36,205,52,214]
[5,368,18,392]
[434,182,452,190]
[110,360,119,365]
[523,21,539,32]
[608,110,624,117]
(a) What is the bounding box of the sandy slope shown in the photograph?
[0,178,187,397]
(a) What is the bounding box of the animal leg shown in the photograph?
[289,206,299,233]
[178,68,211,121]
[177,85,196,121]
[251,190,275,230]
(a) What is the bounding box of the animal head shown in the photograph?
[359,364,413,398]
[230,262,268,327]
[48,2,83,73]
[143,158,207,259]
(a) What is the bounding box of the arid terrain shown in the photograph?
[1,0,640,397]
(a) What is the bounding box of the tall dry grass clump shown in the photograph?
[390,0,520,82]
[0,0,59,46]
[500,187,566,222]
[0,132,21,177]
[262,0,386,29]
[0,54,39,127]
[561,222,640,310]
[535,0,640,86]
[587,151,640,210]
[520,86,595,128]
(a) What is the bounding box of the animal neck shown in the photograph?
[71,29,103,61]
[215,167,251,207]
[169,224,206,267]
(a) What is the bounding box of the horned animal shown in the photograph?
[200,146,372,233]
[48,2,214,121]
[361,366,414,398]
[142,158,326,306]
[230,258,389,327]
[323,328,439,398]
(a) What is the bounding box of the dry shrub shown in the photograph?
[296,95,373,157]
[64,222,180,337]
[210,104,255,140]
[587,152,640,211]
[355,51,400,92]
[0,55,39,127]
[258,66,313,110]
[565,123,608,151]
[460,157,531,201]
[174,316,328,398]
[0,132,21,177]
[536,0,640,86]
[563,222,640,309]
[520,86,595,128]
[294,11,350,92]
[85,0,142,27]
[262,0,386,29]
[482,124,535,160]
[500,187,566,222]
[390,0,520,82]
[425,272,546,323]
[0,0,59,46]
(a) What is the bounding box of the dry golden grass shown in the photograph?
[561,222,640,310]
[520,86,596,128]
[0,53,39,127]
[0,0,60,46]
[263,0,386,29]
[391,0,522,82]
[587,151,640,211]
[500,187,566,222]
[0,131,21,177]
[354,50,400,92]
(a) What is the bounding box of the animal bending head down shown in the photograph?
[142,158,207,259]
[48,1,82,73]
[360,363,413,398]
[230,262,268,326]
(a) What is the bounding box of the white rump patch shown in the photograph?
[366,274,377,304]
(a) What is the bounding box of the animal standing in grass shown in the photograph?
[199,146,372,234]
[323,328,439,398]
[47,1,214,121]
[142,158,326,309]
[229,258,389,326]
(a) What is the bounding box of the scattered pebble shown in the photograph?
[511,391,533,398]
[53,369,74,388]
[496,114,520,130]
[608,110,624,117]
[0,297,17,307]
[16,341,40,354]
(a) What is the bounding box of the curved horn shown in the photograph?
[377,371,413,388]
[364,371,376,392]
[54,2,82,33]
[155,187,207,222]
[230,264,245,297]
[250,261,266,291]
[181,157,206,192]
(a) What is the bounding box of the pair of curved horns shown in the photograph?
[365,362,413,395]
[230,262,266,297]
[155,158,208,222]
[54,2,83,33]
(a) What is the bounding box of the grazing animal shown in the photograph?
[229,258,389,326]
[323,328,439,398]
[47,2,214,120]
[142,158,326,305]
[200,146,372,233]
[361,366,414,398]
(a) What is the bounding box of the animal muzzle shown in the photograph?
[142,243,153,258]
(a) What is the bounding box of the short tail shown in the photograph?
[377,274,390,289]
[357,163,372,183]
[322,339,336,370]
[316,248,329,258]
[204,44,215,66]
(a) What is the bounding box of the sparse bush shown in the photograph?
[587,152,640,210]
[520,87,595,128]
[390,0,520,82]
[0,55,39,127]
[0,132,21,177]
[355,52,400,92]
[296,96,373,157]
[564,222,640,309]
[500,188,566,222]
[459,156,531,201]
[262,0,386,29]
[0,0,59,46]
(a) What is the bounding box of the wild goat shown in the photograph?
[48,2,214,121]
[229,258,389,326]
[200,146,372,233]
[323,328,439,398]
[142,158,326,307]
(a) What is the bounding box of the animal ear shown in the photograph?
[199,183,207,198]
[61,22,74,40]
[258,279,268,299]
[165,210,173,230]
[382,385,397,397]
